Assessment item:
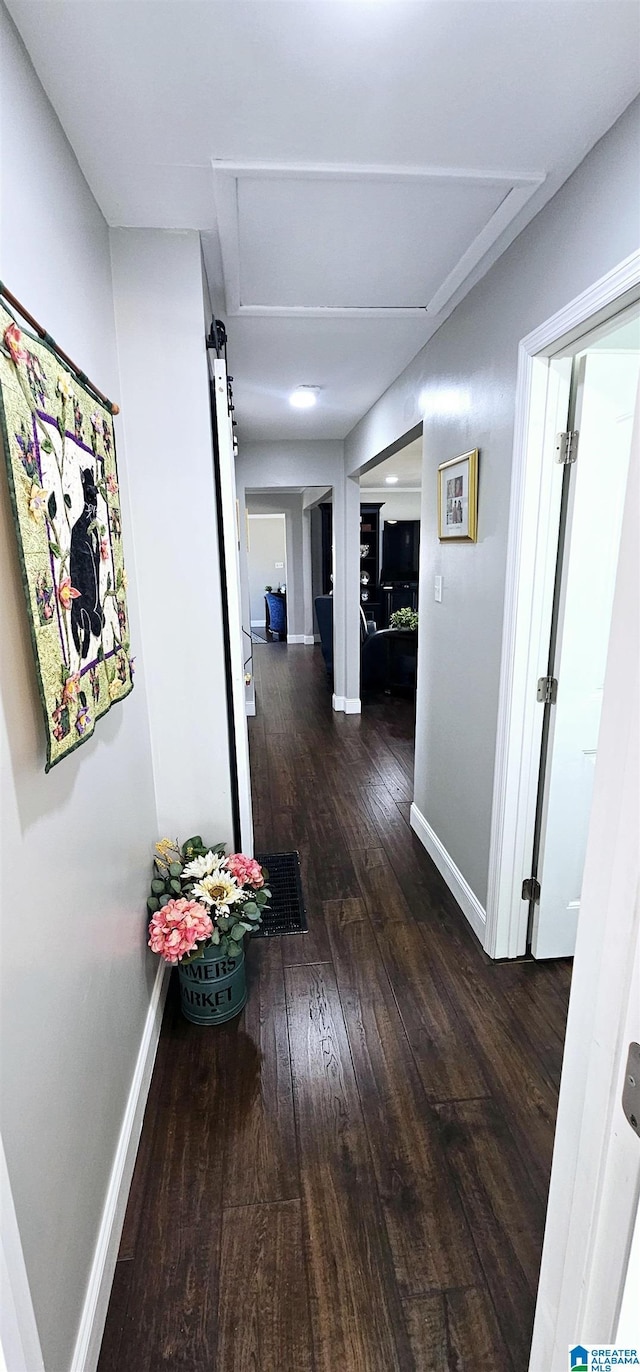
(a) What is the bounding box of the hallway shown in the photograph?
[98,644,571,1372]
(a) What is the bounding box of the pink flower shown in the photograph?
[62,672,81,706]
[106,473,118,496]
[100,537,109,562]
[3,323,27,364]
[225,853,265,889]
[148,898,213,964]
[58,577,81,611]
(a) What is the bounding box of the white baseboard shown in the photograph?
[245,699,256,716]
[287,634,305,644]
[250,619,266,627]
[332,694,362,714]
[410,802,486,945]
[303,635,315,646]
[70,961,169,1372]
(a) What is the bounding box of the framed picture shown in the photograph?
[437,448,478,542]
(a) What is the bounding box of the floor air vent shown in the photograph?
[252,851,308,937]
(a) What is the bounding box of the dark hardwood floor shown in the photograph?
[98,643,572,1372]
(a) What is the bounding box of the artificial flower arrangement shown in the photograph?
[146,835,270,965]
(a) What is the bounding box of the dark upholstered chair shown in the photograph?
[314,595,414,692]
[265,592,287,640]
[361,627,417,691]
[314,595,334,673]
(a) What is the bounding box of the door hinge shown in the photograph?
[537,676,558,704]
[522,877,541,903]
[556,430,579,464]
[622,1042,640,1137]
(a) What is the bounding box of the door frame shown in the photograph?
[210,356,254,854]
[485,248,640,959]
[529,359,640,1367]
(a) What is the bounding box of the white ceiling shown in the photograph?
[360,437,423,490]
[7,1,640,441]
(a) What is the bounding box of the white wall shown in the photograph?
[247,514,286,622]
[110,228,234,845]
[0,11,159,1370]
[345,95,640,911]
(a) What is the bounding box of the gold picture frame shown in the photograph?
[437,448,478,542]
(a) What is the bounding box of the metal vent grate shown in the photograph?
[252,851,308,938]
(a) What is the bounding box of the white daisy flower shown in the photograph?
[182,850,224,880]
[191,871,244,911]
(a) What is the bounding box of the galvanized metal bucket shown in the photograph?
[178,943,246,1025]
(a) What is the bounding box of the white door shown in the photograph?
[532,345,640,958]
[210,356,254,854]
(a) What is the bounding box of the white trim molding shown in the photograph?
[485,248,640,960]
[303,635,315,646]
[286,634,305,644]
[212,158,544,319]
[70,962,169,1372]
[245,699,256,717]
[410,803,487,944]
[332,693,362,714]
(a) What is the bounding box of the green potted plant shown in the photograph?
[146,836,270,1024]
[389,607,418,631]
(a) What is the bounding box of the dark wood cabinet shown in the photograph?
[319,501,384,619]
[359,502,382,617]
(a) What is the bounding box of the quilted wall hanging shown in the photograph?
[0,295,134,771]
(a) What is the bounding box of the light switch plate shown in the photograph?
[434,576,443,603]
[275,562,284,569]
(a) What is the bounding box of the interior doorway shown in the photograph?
[529,309,640,958]
[247,512,287,642]
[358,434,422,700]
[488,291,640,962]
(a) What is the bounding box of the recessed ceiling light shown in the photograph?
[290,386,319,409]
[385,475,399,485]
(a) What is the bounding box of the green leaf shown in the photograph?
[151,878,166,895]
[64,493,72,508]
[229,925,244,942]
[106,573,112,592]
[243,908,261,922]
[79,690,87,708]
[255,891,268,906]
[159,892,173,907]
[97,644,104,661]
[170,878,181,894]
[261,889,272,900]
[169,862,183,877]
[48,541,62,559]
[183,835,203,852]
[147,896,159,914]
[243,901,258,915]
[41,436,53,453]
[56,416,65,438]
[47,491,57,520]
